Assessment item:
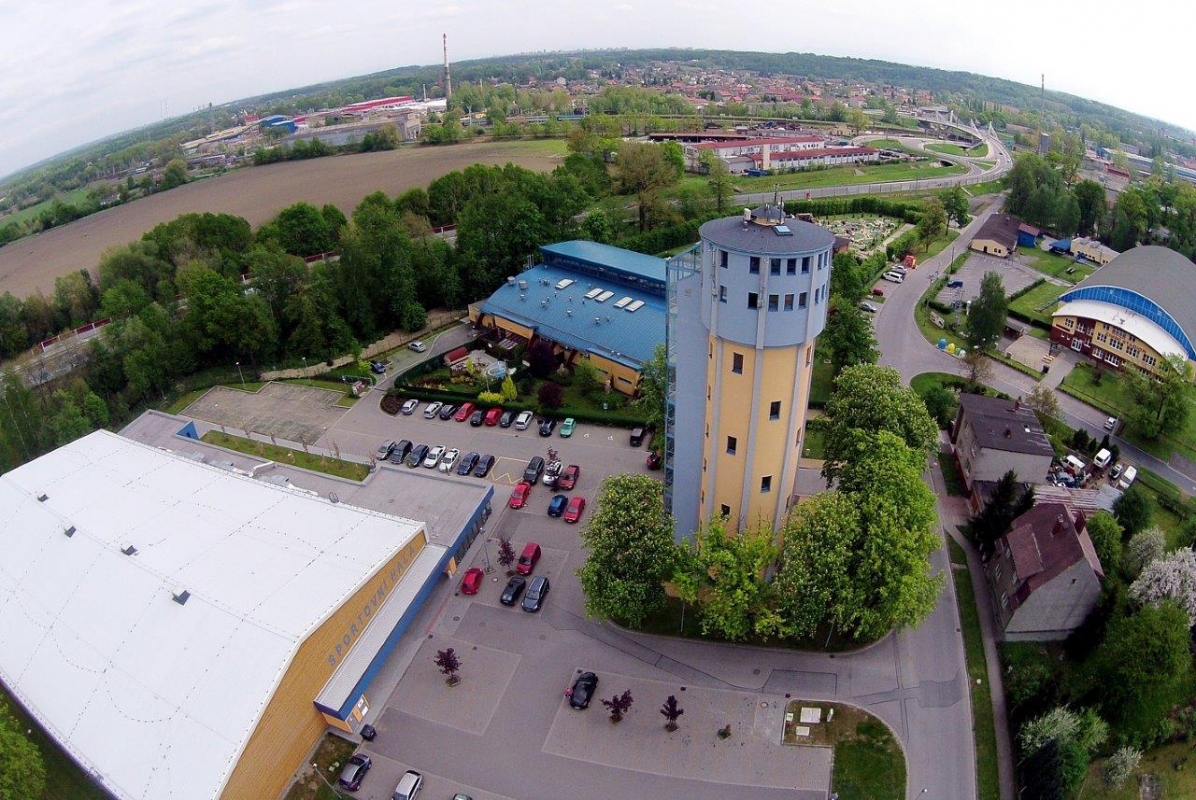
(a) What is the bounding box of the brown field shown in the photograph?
[0,140,566,298]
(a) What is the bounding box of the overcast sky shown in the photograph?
[1,0,1192,180]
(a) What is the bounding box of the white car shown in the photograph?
[514,410,534,430]
[439,448,460,473]
[881,271,904,284]
[423,445,445,469]
[859,301,879,314]
[890,264,908,275]
[423,401,443,419]
[1104,416,1117,432]
[408,340,427,353]
[401,398,419,415]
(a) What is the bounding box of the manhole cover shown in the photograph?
[452,615,461,622]
[752,668,761,675]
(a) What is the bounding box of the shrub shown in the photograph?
[538,382,564,410]
[477,391,504,405]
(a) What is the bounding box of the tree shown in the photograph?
[969,470,1034,551]
[497,536,516,572]
[614,142,681,231]
[538,381,564,410]
[704,154,734,213]
[1125,527,1166,578]
[960,350,993,390]
[1084,512,1123,575]
[1095,601,1191,734]
[660,695,684,732]
[830,252,866,302]
[634,343,667,435]
[0,702,46,800]
[916,198,948,252]
[1130,547,1196,625]
[601,689,634,723]
[1024,385,1061,423]
[941,186,970,227]
[577,475,677,627]
[1073,179,1107,236]
[775,492,860,638]
[1018,706,1108,759]
[1103,746,1142,788]
[673,518,778,641]
[261,202,336,258]
[920,385,958,428]
[1122,354,1193,440]
[966,271,1007,351]
[159,158,189,191]
[1113,486,1153,537]
[1022,737,1067,800]
[822,303,878,378]
[434,647,461,686]
[820,365,938,486]
[846,107,869,135]
[1019,706,1107,800]
[527,339,558,378]
[500,374,519,402]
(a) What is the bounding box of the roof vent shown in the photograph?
[172,587,191,606]
[518,279,528,290]
[507,276,516,286]
[36,492,48,502]
[520,294,526,301]
[566,310,573,317]
[63,525,76,538]
[595,317,602,325]
[541,299,548,308]
[120,542,138,556]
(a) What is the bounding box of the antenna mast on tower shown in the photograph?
[443,34,452,100]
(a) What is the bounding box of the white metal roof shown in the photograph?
[0,430,428,800]
[1054,298,1188,360]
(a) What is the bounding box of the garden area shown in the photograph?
[780,701,905,800]
[820,214,904,256]
[1008,280,1065,327]
[1015,245,1093,283]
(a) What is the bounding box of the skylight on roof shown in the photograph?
[585,288,603,299]
[774,225,793,236]
[596,291,615,302]
[625,300,645,313]
[613,296,633,309]
[556,279,575,290]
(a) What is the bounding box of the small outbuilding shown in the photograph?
[970,213,1022,258]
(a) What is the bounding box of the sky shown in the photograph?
[1,0,1194,180]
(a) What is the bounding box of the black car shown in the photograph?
[499,410,516,428]
[337,753,372,791]
[630,427,646,447]
[521,575,550,612]
[389,439,414,464]
[473,454,496,478]
[523,456,545,483]
[457,452,479,475]
[407,444,430,468]
[568,672,599,710]
[500,576,526,606]
[538,418,556,437]
[369,360,387,375]
[469,409,485,427]
[438,403,458,421]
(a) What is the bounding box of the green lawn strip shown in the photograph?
[964,179,1005,196]
[809,357,835,407]
[803,424,826,459]
[777,701,904,800]
[201,431,370,481]
[1015,245,1093,284]
[282,733,358,800]
[950,552,1002,800]
[937,450,966,496]
[947,536,968,566]
[722,160,967,193]
[0,689,108,800]
[925,142,968,157]
[163,388,209,415]
[1008,281,1065,326]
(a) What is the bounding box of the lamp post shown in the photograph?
[235,361,245,388]
[301,356,308,376]
[310,762,347,799]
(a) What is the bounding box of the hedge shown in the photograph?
[617,218,709,256]
[381,387,647,426]
[784,196,923,223]
[1009,277,1046,302]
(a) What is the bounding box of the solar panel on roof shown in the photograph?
[626,300,645,313]
[613,296,633,309]
[596,291,615,302]
[585,288,603,299]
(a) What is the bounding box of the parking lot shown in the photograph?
[933,251,1042,307]
[182,382,348,444]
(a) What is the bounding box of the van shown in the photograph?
[630,427,646,447]
[1093,448,1112,469]
[1063,455,1086,474]
[1118,466,1138,490]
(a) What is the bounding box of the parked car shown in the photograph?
[557,464,580,491]
[392,770,423,800]
[439,448,460,473]
[568,672,599,710]
[646,452,662,470]
[521,575,550,612]
[1118,466,1138,490]
[438,403,458,420]
[376,440,395,460]
[1104,416,1118,432]
[369,361,387,375]
[516,542,542,575]
[460,567,484,595]
[473,454,496,478]
[337,753,372,791]
[499,410,516,428]
[559,418,576,437]
[947,279,964,289]
[499,576,526,606]
[871,287,885,297]
[881,271,904,284]
[538,418,556,437]
[548,495,568,517]
[455,402,476,422]
[563,495,586,524]
[543,460,563,487]
[509,482,532,509]
[407,444,429,468]
[469,408,485,426]
[859,301,879,314]
[408,341,427,353]
[389,440,413,463]
[630,427,646,447]
[401,398,419,415]
[423,445,445,468]
[891,264,908,275]
[523,456,546,483]
[1110,463,1124,482]
[457,452,479,475]
[484,407,503,426]
[514,410,534,430]
[423,401,443,419]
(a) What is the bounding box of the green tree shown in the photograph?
[577,475,677,627]
[846,107,869,136]
[1122,354,1193,440]
[159,158,189,191]
[673,518,778,641]
[1073,179,1107,236]
[775,491,860,638]
[966,271,1008,351]
[1113,486,1153,537]
[1095,601,1191,735]
[968,470,1034,550]
[500,374,519,402]
[0,701,46,800]
[614,142,681,231]
[1084,512,1123,575]
[820,364,938,486]
[704,154,734,213]
[916,198,948,252]
[829,252,866,302]
[634,343,667,435]
[1024,384,1061,423]
[456,189,546,295]
[940,186,970,227]
[920,385,958,428]
[822,302,878,378]
[261,202,336,258]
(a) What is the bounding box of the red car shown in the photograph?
[460,567,484,595]
[557,464,580,491]
[454,402,476,422]
[509,481,532,509]
[563,495,586,523]
[484,407,503,426]
[516,542,542,575]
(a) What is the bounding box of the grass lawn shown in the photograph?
[1015,245,1093,284]
[1084,741,1196,799]
[494,138,570,157]
[925,142,969,157]
[949,550,1002,800]
[938,449,966,496]
[1008,281,1066,326]
[965,179,1005,196]
[810,356,835,406]
[201,430,371,481]
[803,424,826,459]
[724,160,967,193]
[781,701,905,800]
[1,690,109,800]
[282,733,359,800]
[0,187,93,227]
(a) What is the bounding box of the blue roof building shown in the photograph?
[471,241,667,394]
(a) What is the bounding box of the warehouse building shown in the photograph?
[0,427,491,800]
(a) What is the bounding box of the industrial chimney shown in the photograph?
[443,34,452,100]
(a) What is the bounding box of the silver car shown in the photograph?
[393,770,423,800]
[423,445,445,468]
[514,410,534,430]
[423,401,443,419]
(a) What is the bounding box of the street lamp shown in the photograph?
[310,762,347,799]
[301,356,308,375]
[235,361,245,388]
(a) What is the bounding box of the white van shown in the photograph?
[1063,455,1086,474]
[1093,448,1112,469]
[1118,466,1138,490]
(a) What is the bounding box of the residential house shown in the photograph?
[952,394,1055,509]
[969,213,1022,258]
[986,503,1104,641]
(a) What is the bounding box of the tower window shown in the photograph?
[749,256,760,274]
[720,504,731,517]
[719,250,728,268]
[768,294,779,311]
[802,256,811,273]
[784,293,794,311]
[799,292,808,309]
[761,476,772,493]
[770,401,781,420]
[770,258,781,275]
[732,353,743,374]
[726,436,737,455]
[719,285,727,303]
[748,292,759,310]
[787,258,797,275]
